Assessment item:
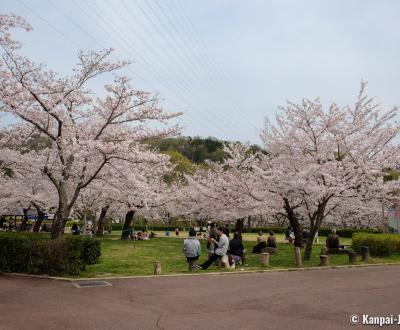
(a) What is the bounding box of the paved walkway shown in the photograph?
[1,266,400,329]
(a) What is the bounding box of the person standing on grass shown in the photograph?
[71,223,79,235]
[196,226,229,270]
[183,228,201,271]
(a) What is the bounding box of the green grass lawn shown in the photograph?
[79,235,400,278]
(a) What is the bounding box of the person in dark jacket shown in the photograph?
[252,231,267,253]
[326,228,340,249]
[71,223,79,235]
[285,226,294,244]
[267,231,277,248]
[228,232,244,265]
[302,228,310,243]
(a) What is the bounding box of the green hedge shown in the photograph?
[241,226,287,234]
[0,233,101,275]
[318,228,382,238]
[111,224,182,231]
[82,238,101,265]
[241,227,382,237]
[110,224,382,237]
[352,233,400,256]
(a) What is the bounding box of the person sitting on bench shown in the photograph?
[228,232,244,265]
[267,231,277,248]
[302,228,310,245]
[252,231,267,253]
[183,228,201,271]
[326,228,344,252]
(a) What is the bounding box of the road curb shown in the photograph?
[2,262,400,282]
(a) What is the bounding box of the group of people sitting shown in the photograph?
[183,225,245,271]
[252,230,277,253]
[130,230,156,240]
[183,225,281,271]
[183,225,347,271]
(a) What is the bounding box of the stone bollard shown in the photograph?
[242,251,248,266]
[154,261,162,275]
[220,255,229,269]
[260,252,269,266]
[294,247,302,267]
[348,251,357,265]
[320,254,329,266]
[361,246,369,262]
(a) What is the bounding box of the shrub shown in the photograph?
[81,237,102,265]
[319,228,382,238]
[0,233,101,275]
[352,233,400,256]
[111,223,123,231]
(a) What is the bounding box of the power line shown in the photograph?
[16,0,248,140]
[17,0,81,48]
[77,0,234,139]
[124,0,245,133]
[172,0,255,132]
[151,0,250,126]
[16,0,187,134]
[45,0,159,92]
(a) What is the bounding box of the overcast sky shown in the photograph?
[2,0,400,144]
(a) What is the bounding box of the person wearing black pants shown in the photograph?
[197,227,229,270]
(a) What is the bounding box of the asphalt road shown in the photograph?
[1,266,400,330]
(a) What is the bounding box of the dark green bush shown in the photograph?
[241,226,287,234]
[110,223,382,237]
[0,233,101,275]
[81,237,101,265]
[352,233,400,256]
[319,228,382,238]
[111,223,123,231]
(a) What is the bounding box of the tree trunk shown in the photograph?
[304,203,327,260]
[18,207,30,232]
[247,216,251,231]
[283,198,303,248]
[235,218,244,235]
[32,206,45,232]
[96,205,109,237]
[121,210,135,240]
[92,211,98,235]
[51,185,71,239]
[51,207,70,239]
[51,211,66,239]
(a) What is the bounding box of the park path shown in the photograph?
[1,265,399,329]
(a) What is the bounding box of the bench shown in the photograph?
[326,245,352,255]
[261,247,278,254]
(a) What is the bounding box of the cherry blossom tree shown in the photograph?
[182,145,277,234]
[73,151,173,238]
[0,14,181,238]
[0,168,57,231]
[260,83,400,259]
[185,84,399,261]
